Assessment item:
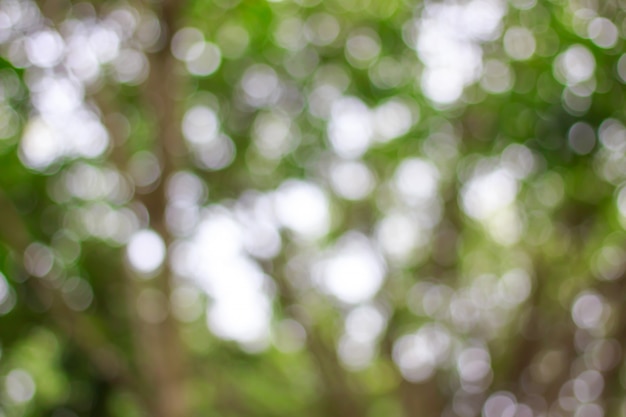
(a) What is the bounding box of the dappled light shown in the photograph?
[6,369,35,404]
[274,179,330,240]
[329,159,375,201]
[0,0,626,416]
[315,232,386,304]
[126,229,165,275]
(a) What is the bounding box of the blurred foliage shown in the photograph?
[1,0,626,416]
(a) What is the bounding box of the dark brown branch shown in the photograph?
[123,1,191,417]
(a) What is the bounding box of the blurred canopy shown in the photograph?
[1,0,626,416]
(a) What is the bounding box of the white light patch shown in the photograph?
[485,206,523,246]
[460,0,506,41]
[241,64,280,107]
[574,370,604,403]
[393,333,436,382]
[598,119,626,152]
[274,180,330,240]
[63,162,122,201]
[329,160,375,200]
[252,111,295,159]
[242,221,282,259]
[0,272,9,305]
[24,242,54,278]
[394,158,440,204]
[503,26,535,60]
[129,151,161,188]
[568,122,596,155]
[571,291,606,330]
[327,97,373,159]
[373,99,414,142]
[553,45,596,86]
[89,25,120,64]
[338,335,376,370]
[345,28,381,68]
[500,144,535,179]
[126,229,166,274]
[483,392,517,417]
[376,211,426,262]
[308,84,341,119]
[345,304,386,342]
[203,256,266,300]
[178,207,274,350]
[171,27,205,61]
[32,76,82,116]
[416,0,505,104]
[189,216,258,296]
[182,105,219,145]
[457,347,491,382]
[6,369,35,403]
[480,59,513,94]
[317,233,386,304]
[195,134,236,171]
[305,13,340,47]
[421,68,466,104]
[207,292,271,347]
[185,42,221,76]
[19,117,59,170]
[588,17,618,49]
[112,49,148,85]
[194,209,243,261]
[19,73,109,170]
[392,324,451,382]
[25,29,65,68]
[497,269,531,306]
[62,277,94,312]
[461,168,518,220]
[236,193,282,259]
[275,17,306,51]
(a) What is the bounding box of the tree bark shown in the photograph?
[127,1,190,416]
